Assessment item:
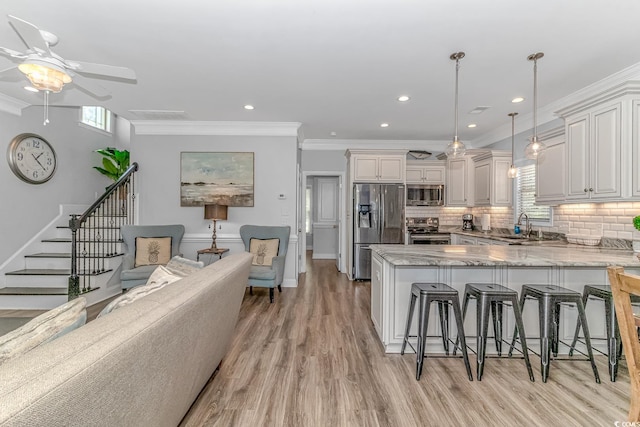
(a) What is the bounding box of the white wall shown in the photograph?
[131,131,300,286]
[0,106,122,263]
[301,150,346,172]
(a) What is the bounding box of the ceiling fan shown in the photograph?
[0,15,136,99]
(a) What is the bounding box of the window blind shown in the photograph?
[516,164,551,222]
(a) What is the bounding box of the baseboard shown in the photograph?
[282,278,298,287]
[312,253,336,260]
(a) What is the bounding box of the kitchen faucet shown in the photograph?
[517,212,532,237]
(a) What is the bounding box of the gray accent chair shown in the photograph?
[239,225,291,303]
[120,224,185,290]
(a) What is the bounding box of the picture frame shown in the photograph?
[180,152,254,207]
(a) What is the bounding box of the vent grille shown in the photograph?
[468,106,491,115]
[128,110,188,120]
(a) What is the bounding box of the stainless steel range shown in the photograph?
[407,217,451,245]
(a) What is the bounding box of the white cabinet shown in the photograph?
[564,102,621,201]
[406,161,446,184]
[348,150,406,183]
[536,129,566,205]
[472,150,512,207]
[371,253,383,337]
[634,99,640,197]
[445,155,475,207]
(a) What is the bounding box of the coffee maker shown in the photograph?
[462,214,474,231]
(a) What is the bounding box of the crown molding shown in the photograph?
[470,61,640,148]
[300,138,449,151]
[0,93,29,116]
[130,120,302,136]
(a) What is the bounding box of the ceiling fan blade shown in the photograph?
[69,73,111,98]
[7,15,50,54]
[68,60,136,80]
[0,46,26,59]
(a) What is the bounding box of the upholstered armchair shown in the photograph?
[120,224,185,290]
[239,225,291,303]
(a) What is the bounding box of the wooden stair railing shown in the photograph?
[68,162,138,299]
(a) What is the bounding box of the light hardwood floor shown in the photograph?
[180,255,631,426]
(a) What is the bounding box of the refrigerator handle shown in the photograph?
[379,187,384,241]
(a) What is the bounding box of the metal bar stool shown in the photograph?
[510,284,600,383]
[454,283,534,381]
[401,282,473,381]
[569,284,640,381]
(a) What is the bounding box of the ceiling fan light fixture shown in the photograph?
[524,52,546,160]
[18,62,72,93]
[446,52,467,158]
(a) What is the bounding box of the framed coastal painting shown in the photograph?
[180,152,254,207]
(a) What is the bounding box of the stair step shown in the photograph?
[25,252,124,259]
[6,269,113,276]
[0,287,68,296]
[42,238,123,243]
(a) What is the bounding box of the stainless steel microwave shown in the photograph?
[406,184,444,206]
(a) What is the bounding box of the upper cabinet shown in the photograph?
[535,128,566,205]
[555,82,640,204]
[472,150,512,207]
[346,149,407,183]
[406,160,446,184]
[441,153,476,207]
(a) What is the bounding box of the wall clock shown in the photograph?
[7,133,57,184]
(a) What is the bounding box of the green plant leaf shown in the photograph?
[633,215,640,231]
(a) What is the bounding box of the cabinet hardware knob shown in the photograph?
[584,188,588,192]
[589,188,593,192]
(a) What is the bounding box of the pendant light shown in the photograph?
[445,52,466,158]
[524,52,545,159]
[508,112,519,178]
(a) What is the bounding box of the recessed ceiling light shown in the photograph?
[330,131,337,137]
[512,97,525,103]
[397,95,410,102]
[380,123,389,128]
[24,86,38,93]
[467,124,477,128]
[244,105,254,110]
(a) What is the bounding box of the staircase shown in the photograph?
[0,163,138,310]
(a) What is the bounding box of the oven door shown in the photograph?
[409,234,451,245]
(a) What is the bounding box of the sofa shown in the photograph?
[0,252,253,427]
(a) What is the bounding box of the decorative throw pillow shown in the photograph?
[249,238,279,266]
[97,280,168,318]
[134,236,172,267]
[0,297,87,365]
[165,255,204,277]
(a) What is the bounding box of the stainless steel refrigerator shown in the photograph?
[353,183,405,280]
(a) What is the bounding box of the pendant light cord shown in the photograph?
[454,57,460,141]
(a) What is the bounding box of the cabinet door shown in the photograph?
[423,165,446,184]
[591,103,621,199]
[371,254,383,337]
[353,156,379,181]
[474,161,491,206]
[536,143,566,203]
[458,236,477,245]
[378,157,405,182]
[566,114,590,200]
[493,158,512,206]
[405,166,424,183]
[447,158,468,206]
[634,100,640,197]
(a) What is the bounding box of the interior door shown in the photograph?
[312,177,339,264]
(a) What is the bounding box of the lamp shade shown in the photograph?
[204,204,228,220]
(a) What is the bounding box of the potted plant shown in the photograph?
[633,215,640,253]
[94,148,130,182]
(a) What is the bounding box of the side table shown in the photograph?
[196,247,229,264]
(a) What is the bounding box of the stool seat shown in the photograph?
[456,283,534,382]
[513,284,600,383]
[401,282,473,381]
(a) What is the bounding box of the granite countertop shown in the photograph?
[369,244,640,268]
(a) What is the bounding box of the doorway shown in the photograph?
[300,172,345,274]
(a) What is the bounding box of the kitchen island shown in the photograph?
[370,244,640,354]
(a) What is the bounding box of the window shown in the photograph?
[305,186,312,233]
[515,164,552,225]
[81,106,112,132]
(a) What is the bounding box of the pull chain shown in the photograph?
[43,90,50,126]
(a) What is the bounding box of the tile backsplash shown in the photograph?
[406,201,640,240]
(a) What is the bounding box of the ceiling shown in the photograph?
[1,0,640,147]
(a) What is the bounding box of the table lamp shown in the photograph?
[204,204,228,248]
